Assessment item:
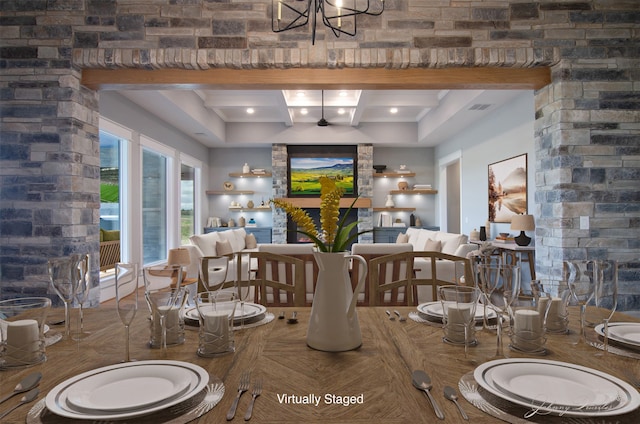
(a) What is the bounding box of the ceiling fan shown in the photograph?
[317,90,329,127]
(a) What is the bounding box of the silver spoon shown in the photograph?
[444,386,468,420]
[0,372,42,405]
[385,310,395,320]
[411,370,444,420]
[394,310,406,322]
[0,388,39,420]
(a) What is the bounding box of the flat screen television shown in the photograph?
[287,148,357,197]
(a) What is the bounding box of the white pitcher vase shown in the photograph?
[307,252,368,352]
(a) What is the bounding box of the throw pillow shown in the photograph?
[102,229,120,241]
[216,239,234,256]
[424,238,442,252]
[245,233,257,249]
[396,233,409,243]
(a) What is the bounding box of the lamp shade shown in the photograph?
[168,248,191,266]
[510,214,535,231]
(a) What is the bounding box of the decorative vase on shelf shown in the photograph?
[385,195,395,208]
[479,226,487,241]
[238,216,246,227]
[247,200,254,209]
[242,163,250,174]
[307,252,367,352]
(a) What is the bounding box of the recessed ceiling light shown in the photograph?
[338,108,345,115]
[390,107,398,114]
[246,108,255,114]
[300,108,308,115]
[296,90,306,97]
[339,90,348,97]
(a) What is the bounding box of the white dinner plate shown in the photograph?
[474,359,640,417]
[46,360,209,420]
[417,302,495,321]
[185,302,266,322]
[65,364,192,412]
[490,362,620,409]
[597,322,640,346]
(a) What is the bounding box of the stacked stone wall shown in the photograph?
[1,1,638,305]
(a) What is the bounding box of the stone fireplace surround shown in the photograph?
[271,144,374,245]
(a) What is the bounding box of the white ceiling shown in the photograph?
[117,89,528,148]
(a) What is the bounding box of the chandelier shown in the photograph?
[272,1,385,45]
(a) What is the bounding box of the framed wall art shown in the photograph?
[488,153,527,223]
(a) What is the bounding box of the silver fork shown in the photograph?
[244,377,263,421]
[226,371,251,421]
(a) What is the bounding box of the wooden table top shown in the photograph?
[2,305,640,423]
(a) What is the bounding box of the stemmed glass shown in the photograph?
[72,254,91,340]
[566,260,597,345]
[48,255,80,339]
[143,265,186,354]
[478,264,520,358]
[235,253,253,329]
[568,260,618,352]
[115,263,138,362]
[476,259,502,330]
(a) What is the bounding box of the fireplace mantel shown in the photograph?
[274,198,372,209]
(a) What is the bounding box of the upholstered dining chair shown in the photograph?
[368,251,414,306]
[249,251,306,307]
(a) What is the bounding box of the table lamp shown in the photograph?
[510,214,535,246]
[168,247,191,266]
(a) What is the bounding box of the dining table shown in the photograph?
[2,302,640,423]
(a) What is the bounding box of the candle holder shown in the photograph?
[509,292,551,355]
[195,291,237,357]
[0,297,51,369]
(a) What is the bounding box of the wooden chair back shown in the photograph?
[250,251,306,307]
[368,252,414,306]
[198,256,236,293]
[410,251,474,302]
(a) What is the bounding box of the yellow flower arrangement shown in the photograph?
[273,176,368,252]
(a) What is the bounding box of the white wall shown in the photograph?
[372,147,438,228]
[435,92,536,239]
[208,148,274,229]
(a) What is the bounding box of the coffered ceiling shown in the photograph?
[117,88,528,148]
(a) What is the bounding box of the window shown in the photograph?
[180,163,196,245]
[141,146,169,265]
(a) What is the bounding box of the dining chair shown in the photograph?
[249,251,306,307]
[143,264,183,292]
[198,256,235,292]
[368,251,414,306]
[257,244,318,306]
[410,251,474,303]
[350,243,413,306]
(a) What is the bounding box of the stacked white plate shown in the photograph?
[474,359,640,417]
[45,360,209,420]
[416,301,496,323]
[185,302,266,326]
[595,322,640,351]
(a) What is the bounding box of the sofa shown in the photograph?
[403,227,476,301]
[183,226,475,304]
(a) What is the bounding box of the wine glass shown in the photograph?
[115,263,138,362]
[476,260,502,331]
[72,254,91,340]
[48,256,80,339]
[478,263,520,358]
[565,260,597,345]
[235,253,253,329]
[199,256,230,291]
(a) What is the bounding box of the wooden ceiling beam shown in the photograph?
[82,67,551,91]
